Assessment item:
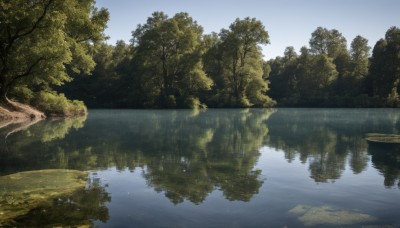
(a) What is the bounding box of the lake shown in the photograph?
[1,109,400,227]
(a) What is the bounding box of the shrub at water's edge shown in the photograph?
[0,92,87,122]
[32,91,87,117]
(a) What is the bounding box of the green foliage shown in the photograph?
[350,35,370,79]
[51,11,398,109]
[268,26,400,107]
[0,0,108,114]
[309,27,347,58]
[132,12,212,108]
[32,91,87,117]
[204,17,275,107]
[367,26,400,107]
[59,41,134,108]
[59,12,276,109]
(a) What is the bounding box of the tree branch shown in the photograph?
[5,57,45,89]
[15,0,54,38]
[6,0,55,54]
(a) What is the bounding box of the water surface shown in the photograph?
[1,109,400,227]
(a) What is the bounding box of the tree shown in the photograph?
[0,0,109,105]
[268,47,299,105]
[210,17,275,107]
[202,32,224,106]
[309,27,330,55]
[294,50,338,106]
[350,35,370,79]
[309,55,338,104]
[132,12,212,108]
[309,27,347,58]
[331,35,370,100]
[59,41,134,108]
[368,27,400,106]
[283,46,298,62]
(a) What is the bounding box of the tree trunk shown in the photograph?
[0,86,9,106]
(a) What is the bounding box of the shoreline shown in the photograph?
[0,99,46,131]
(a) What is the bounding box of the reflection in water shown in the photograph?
[265,109,400,183]
[0,109,274,205]
[1,109,400,227]
[368,143,400,188]
[0,116,87,175]
[142,109,273,204]
[0,116,86,142]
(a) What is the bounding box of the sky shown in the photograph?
[95,0,400,60]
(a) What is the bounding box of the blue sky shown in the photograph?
[95,0,400,59]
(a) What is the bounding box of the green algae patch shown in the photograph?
[0,169,88,222]
[289,205,376,226]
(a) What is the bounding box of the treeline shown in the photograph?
[59,12,275,109]
[268,26,400,107]
[2,2,399,112]
[60,12,400,108]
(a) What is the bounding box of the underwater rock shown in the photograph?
[0,169,87,222]
[289,204,376,226]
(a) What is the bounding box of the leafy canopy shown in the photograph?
[0,0,109,100]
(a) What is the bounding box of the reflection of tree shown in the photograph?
[0,116,87,175]
[266,109,399,183]
[0,116,86,142]
[39,117,86,142]
[142,109,273,204]
[8,176,110,227]
[368,143,400,188]
[0,109,274,205]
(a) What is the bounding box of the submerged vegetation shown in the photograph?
[289,205,376,226]
[0,170,110,227]
[0,169,87,222]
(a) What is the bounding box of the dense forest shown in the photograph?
[59,12,400,109]
[268,27,400,107]
[59,12,275,109]
[1,1,400,115]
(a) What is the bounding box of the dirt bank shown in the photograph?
[0,99,45,127]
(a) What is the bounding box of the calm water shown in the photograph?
[1,109,400,227]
